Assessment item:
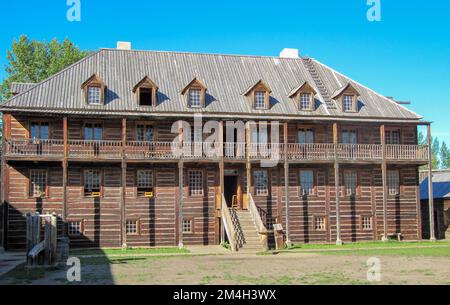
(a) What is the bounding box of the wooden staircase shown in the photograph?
[234,210,264,251]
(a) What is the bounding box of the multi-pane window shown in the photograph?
[84,123,103,141]
[87,86,101,105]
[137,125,154,142]
[342,129,357,144]
[30,122,49,140]
[362,216,373,230]
[84,169,101,197]
[137,170,154,198]
[344,170,358,196]
[30,169,47,198]
[188,170,204,196]
[68,221,82,236]
[254,170,269,196]
[254,91,266,110]
[183,219,193,233]
[126,220,139,235]
[300,93,312,110]
[343,95,354,112]
[298,128,314,144]
[388,170,400,196]
[315,217,326,231]
[188,89,201,108]
[300,170,314,196]
[385,129,401,145]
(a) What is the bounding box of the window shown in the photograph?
[298,128,314,144]
[30,122,49,140]
[126,220,139,235]
[343,95,355,112]
[87,86,102,105]
[30,169,47,198]
[300,93,312,110]
[188,170,204,196]
[84,123,103,141]
[137,170,154,198]
[386,129,401,145]
[300,170,314,196]
[362,216,373,230]
[388,170,400,196]
[139,88,153,106]
[344,170,358,196]
[342,129,357,144]
[254,91,266,110]
[84,169,102,197]
[254,170,269,196]
[315,217,326,231]
[137,125,154,142]
[183,219,193,233]
[189,89,201,108]
[68,221,82,236]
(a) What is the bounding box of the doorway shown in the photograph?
[224,175,238,209]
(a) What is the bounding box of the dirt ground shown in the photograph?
[1,251,449,285]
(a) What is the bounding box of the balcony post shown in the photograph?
[178,160,184,248]
[219,121,225,243]
[333,123,342,245]
[121,118,127,248]
[427,124,436,241]
[283,122,291,245]
[1,113,11,249]
[246,123,251,195]
[62,116,68,236]
[380,124,389,242]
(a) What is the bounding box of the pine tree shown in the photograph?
[440,141,450,169]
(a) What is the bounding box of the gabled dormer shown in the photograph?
[181,77,207,109]
[331,83,360,113]
[133,76,158,107]
[289,81,317,111]
[243,80,272,110]
[81,74,106,106]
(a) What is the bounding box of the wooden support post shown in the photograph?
[62,116,68,236]
[333,123,342,245]
[219,121,225,244]
[178,161,184,248]
[1,114,11,249]
[246,123,251,195]
[380,124,388,241]
[283,122,291,245]
[121,118,127,248]
[427,124,436,241]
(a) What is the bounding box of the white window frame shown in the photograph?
[300,93,312,110]
[182,218,194,234]
[254,91,266,110]
[343,95,355,112]
[84,169,102,197]
[188,170,204,197]
[387,170,400,196]
[254,170,269,196]
[137,170,154,198]
[314,216,326,231]
[87,86,102,105]
[30,169,47,198]
[188,89,202,108]
[300,170,315,196]
[344,170,358,197]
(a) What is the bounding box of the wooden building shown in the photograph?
[0,46,436,250]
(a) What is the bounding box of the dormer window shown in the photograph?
[133,76,158,107]
[243,80,272,110]
[81,74,106,106]
[289,81,317,111]
[331,83,360,113]
[189,89,202,108]
[87,86,101,105]
[181,77,207,109]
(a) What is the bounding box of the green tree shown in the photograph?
[418,131,426,145]
[440,141,450,169]
[431,137,441,169]
[0,35,91,101]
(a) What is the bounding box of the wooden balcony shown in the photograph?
[4,139,429,163]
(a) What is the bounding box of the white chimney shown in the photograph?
[280,48,299,59]
[117,41,132,50]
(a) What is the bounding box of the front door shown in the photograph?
[224,175,238,209]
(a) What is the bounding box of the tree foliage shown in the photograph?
[0,35,91,101]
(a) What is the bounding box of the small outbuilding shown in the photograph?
[420,170,450,240]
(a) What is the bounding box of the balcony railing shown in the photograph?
[4,139,429,163]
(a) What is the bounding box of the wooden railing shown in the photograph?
[221,194,238,252]
[5,139,64,157]
[247,193,269,251]
[68,140,122,159]
[5,139,430,163]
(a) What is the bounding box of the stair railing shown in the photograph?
[247,193,269,251]
[221,194,238,252]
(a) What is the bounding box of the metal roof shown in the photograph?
[420,170,450,200]
[10,82,36,95]
[1,49,422,121]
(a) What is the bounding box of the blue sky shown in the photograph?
[1,0,449,142]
